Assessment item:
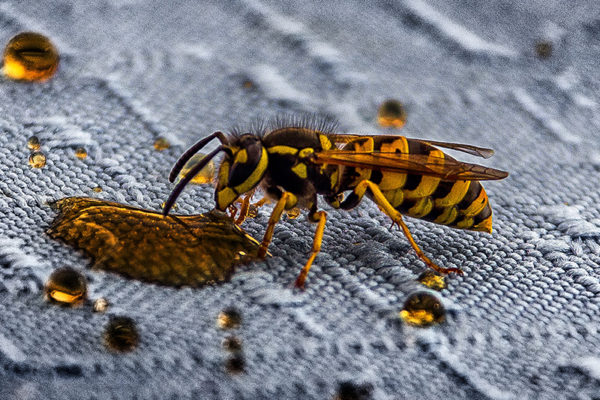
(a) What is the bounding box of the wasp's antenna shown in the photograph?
[163,145,232,216]
[168,131,229,183]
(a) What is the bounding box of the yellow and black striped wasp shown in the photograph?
[163,116,508,288]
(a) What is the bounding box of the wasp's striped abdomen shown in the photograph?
[341,136,493,233]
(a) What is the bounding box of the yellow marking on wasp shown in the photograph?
[433,206,458,225]
[408,196,433,218]
[434,180,470,207]
[350,137,375,183]
[455,217,474,229]
[473,215,493,233]
[319,134,332,150]
[268,145,298,155]
[462,187,488,217]
[217,187,238,210]
[383,189,404,208]
[291,162,308,179]
[298,148,314,158]
[233,147,269,193]
[379,137,409,190]
[217,160,230,187]
[234,149,247,164]
[403,149,444,199]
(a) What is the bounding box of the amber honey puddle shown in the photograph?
[47,197,261,287]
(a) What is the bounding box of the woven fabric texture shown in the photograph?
[0,1,599,399]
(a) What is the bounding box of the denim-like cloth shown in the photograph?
[0,1,599,399]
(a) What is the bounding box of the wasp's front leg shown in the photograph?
[257,191,298,258]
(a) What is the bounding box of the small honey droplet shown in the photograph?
[103,316,139,352]
[377,99,407,129]
[92,186,102,193]
[44,266,87,306]
[153,137,170,151]
[3,32,59,81]
[178,153,215,184]
[74,147,87,159]
[28,151,46,168]
[242,79,254,89]
[222,336,243,352]
[217,307,242,330]
[225,354,246,374]
[93,297,109,313]
[334,381,374,400]
[399,292,445,327]
[417,270,447,291]
[286,207,301,219]
[535,41,552,59]
[27,135,40,150]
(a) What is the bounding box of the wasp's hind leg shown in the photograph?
[258,191,297,258]
[343,180,463,275]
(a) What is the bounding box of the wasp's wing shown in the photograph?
[326,134,495,159]
[312,150,509,181]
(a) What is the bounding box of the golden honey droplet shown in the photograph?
[399,292,445,327]
[103,316,139,352]
[3,32,59,81]
[222,336,243,352]
[28,151,46,168]
[44,267,87,306]
[74,147,87,159]
[217,307,242,330]
[27,135,40,150]
[417,270,447,291]
[225,354,246,374]
[178,153,215,184]
[377,99,407,129]
[285,207,301,219]
[92,186,102,193]
[334,381,374,400]
[93,297,109,313]
[153,137,170,151]
[535,41,552,59]
[242,79,254,89]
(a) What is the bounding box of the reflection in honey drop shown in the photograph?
[74,147,87,159]
[225,354,246,374]
[286,207,301,219]
[153,137,170,151]
[92,186,103,193]
[44,267,87,306]
[103,316,139,352]
[217,308,242,330]
[417,270,446,291]
[222,336,243,352]
[28,151,46,168]
[27,136,40,150]
[3,32,59,81]
[400,292,445,327]
[47,197,261,287]
[177,153,215,185]
[377,99,407,129]
[93,297,109,313]
[535,41,552,59]
[334,381,374,400]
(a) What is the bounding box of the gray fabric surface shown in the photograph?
[0,1,599,399]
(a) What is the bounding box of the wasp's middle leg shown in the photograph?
[257,191,297,258]
[294,209,327,289]
[340,180,463,275]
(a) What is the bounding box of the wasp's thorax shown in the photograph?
[215,134,268,211]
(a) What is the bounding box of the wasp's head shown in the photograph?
[215,134,268,211]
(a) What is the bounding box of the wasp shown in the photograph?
[163,117,508,288]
